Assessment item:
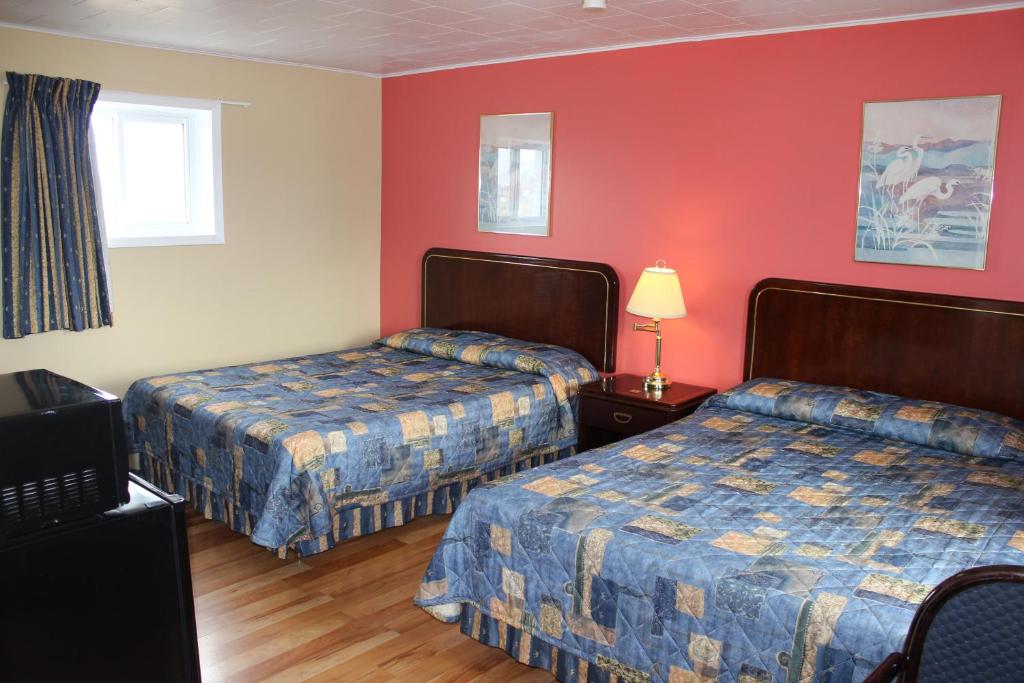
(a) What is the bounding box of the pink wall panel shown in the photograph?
[381,10,1024,391]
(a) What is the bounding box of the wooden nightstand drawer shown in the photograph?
[582,399,666,435]
[577,374,716,452]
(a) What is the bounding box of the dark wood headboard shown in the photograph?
[422,248,619,372]
[745,279,1024,419]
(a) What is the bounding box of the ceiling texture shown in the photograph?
[0,0,1020,76]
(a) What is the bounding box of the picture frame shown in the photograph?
[855,95,1001,270]
[478,112,553,236]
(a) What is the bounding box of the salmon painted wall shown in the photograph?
[381,10,1024,391]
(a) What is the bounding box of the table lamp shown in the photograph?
[626,260,687,392]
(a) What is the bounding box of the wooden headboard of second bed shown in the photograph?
[746,278,1024,420]
[422,248,619,373]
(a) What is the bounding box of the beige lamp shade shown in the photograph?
[626,262,687,319]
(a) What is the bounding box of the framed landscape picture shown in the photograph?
[855,95,1001,270]
[478,113,552,236]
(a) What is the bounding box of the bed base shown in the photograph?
[142,446,573,558]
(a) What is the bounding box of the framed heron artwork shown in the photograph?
[478,112,553,236]
[855,95,1001,270]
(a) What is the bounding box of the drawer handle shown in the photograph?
[612,411,633,424]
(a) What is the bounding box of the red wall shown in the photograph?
[381,10,1023,391]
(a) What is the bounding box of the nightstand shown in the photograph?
[578,374,716,451]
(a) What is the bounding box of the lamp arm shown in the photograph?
[631,319,665,384]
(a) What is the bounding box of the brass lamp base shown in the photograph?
[642,374,671,392]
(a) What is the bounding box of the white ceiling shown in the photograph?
[1,0,1021,77]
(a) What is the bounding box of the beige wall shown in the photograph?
[0,27,381,396]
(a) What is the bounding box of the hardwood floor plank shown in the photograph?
[325,619,452,677]
[212,621,365,682]
[192,548,288,593]
[196,561,311,611]
[353,592,449,635]
[423,635,522,682]
[198,589,335,641]
[336,560,442,618]
[259,630,401,683]
[342,669,402,683]
[202,594,353,660]
[189,512,554,682]
[381,627,480,680]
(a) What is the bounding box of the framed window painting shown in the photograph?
[478,113,552,236]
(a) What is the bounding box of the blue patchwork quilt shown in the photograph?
[124,329,596,557]
[416,379,1024,682]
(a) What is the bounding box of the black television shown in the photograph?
[0,369,129,538]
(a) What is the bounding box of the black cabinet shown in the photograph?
[0,475,201,682]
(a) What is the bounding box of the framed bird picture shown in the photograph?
[855,95,1001,270]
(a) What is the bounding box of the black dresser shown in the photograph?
[0,474,201,682]
[0,370,201,682]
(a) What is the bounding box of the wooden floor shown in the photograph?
[187,511,553,682]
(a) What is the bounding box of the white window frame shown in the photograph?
[93,91,224,248]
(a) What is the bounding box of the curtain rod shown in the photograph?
[0,80,251,107]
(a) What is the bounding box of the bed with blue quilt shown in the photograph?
[124,328,597,557]
[415,379,1024,683]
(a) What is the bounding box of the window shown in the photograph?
[91,92,223,247]
[492,146,549,224]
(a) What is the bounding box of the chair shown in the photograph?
[865,565,1024,683]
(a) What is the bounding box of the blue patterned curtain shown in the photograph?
[1,72,112,339]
